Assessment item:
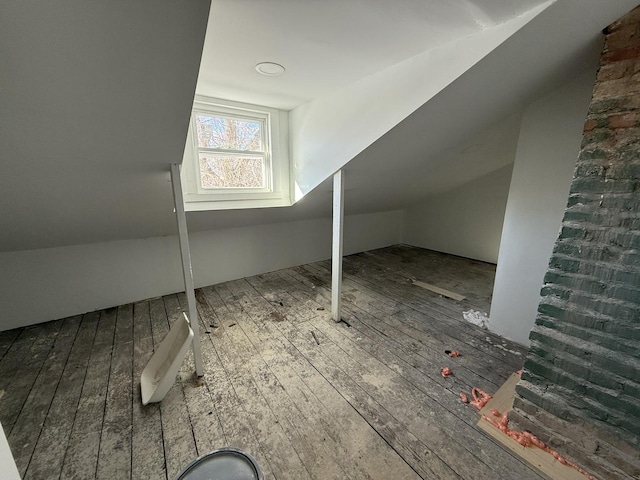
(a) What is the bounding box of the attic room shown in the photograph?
[1,1,639,479]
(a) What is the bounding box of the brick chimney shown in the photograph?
[510,6,640,480]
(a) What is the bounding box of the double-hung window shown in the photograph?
[181,96,290,210]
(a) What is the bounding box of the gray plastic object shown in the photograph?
[176,448,264,480]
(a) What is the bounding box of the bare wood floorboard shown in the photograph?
[0,245,543,480]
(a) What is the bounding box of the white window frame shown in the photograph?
[181,95,291,211]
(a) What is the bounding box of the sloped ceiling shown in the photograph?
[1,0,638,252]
[0,0,211,251]
[197,0,547,110]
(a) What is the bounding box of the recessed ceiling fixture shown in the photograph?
[255,62,285,76]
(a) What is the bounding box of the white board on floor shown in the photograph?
[0,420,21,480]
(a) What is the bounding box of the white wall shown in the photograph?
[0,210,402,331]
[489,71,595,345]
[403,164,514,264]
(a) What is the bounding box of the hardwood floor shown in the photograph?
[0,245,543,480]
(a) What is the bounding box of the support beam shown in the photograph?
[331,169,345,322]
[170,163,204,376]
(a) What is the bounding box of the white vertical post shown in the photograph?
[170,163,204,376]
[331,169,345,322]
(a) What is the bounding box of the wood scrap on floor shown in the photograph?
[411,280,466,301]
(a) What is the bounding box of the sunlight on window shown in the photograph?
[199,155,265,188]
[195,114,262,151]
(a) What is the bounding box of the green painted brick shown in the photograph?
[553,242,623,262]
[620,250,640,266]
[602,194,640,211]
[566,292,637,320]
[559,226,587,241]
[535,315,558,331]
[524,357,561,383]
[556,309,601,330]
[614,231,640,249]
[539,315,640,358]
[549,254,581,272]
[590,388,640,418]
[613,268,640,284]
[574,163,607,178]
[606,284,640,303]
[620,148,640,164]
[563,210,640,230]
[537,301,566,320]
[562,211,594,223]
[571,177,639,195]
[543,270,564,284]
[610,162,640,179]
[566,193,590,208]
[581,129,614,147]
[526,352,640,421]
[529,342,556,362]
[567,193,640,212]
[589,96,627,114]
[579,146,610,160]
[540,285,571,300]
[529,330,640,382]
[543,270,608,295]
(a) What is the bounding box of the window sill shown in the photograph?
[183,195,292,212]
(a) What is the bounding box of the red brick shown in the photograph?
[607,5,640,33]
[602,44,640,63]
[593,75,640,99]
[583,119,598,132]
[605,23,640,52]
[597,58,640,82]
[608,112,640,128]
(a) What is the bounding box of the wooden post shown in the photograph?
[170,163,204,376]
[331,169,344,322]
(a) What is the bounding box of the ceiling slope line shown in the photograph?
[290,1,553,202]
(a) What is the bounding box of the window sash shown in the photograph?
[198,153,267,190]
[194,111,265,152]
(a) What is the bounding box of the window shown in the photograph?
[181,96,291,211]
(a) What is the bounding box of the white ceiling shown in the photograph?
[197,0,546,110]
[2,0,638,252]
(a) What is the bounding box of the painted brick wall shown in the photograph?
[510,6,640,480]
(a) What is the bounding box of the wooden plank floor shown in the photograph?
[0,245,543,480]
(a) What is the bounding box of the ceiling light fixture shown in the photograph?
[255,62,285,76]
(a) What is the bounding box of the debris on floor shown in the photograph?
[310,330,320,345]
[440,367,453,378]
[316,306,325,311]
[459,387,492,410]
[192,374,205,387]
[445,350,461,357]
[485,336,522,355]
[463,309,489,329]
